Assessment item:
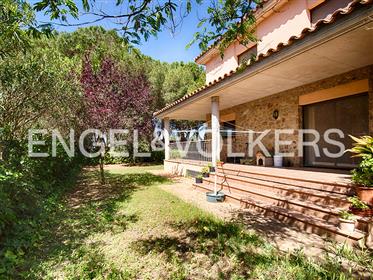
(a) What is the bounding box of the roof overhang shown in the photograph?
[156,3,373,120]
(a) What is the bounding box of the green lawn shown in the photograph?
[14,166,371,279]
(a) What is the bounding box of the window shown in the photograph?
[303,93,368,169]
[221,120,236,138]
[238,45,257,65]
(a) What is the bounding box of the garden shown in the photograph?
[1,0,373,279]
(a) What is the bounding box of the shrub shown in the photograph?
[339,210,356,221]
[347,196,369,210]
[348,135,373,187]
[0,140,83,277]
[201,166,209,174]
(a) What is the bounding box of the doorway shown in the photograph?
[303,93,369,169]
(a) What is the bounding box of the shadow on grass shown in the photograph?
[23,170,170,278]
[131,217,272,278]
[131,217,358,279]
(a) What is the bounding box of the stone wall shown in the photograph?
[219,65,373,167]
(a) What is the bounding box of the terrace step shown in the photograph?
[200,177,369,232]
[193,182,366,244]
[217,165,353,195]
[211,172,350,208]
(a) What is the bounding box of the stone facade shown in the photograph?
[218,65,373,167]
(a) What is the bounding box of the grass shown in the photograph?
[7,165,372,279]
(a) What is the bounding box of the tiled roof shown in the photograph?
[154,0,372,117]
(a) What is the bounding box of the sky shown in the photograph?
[33,0,209,63]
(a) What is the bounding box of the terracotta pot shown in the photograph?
[350,207,373,217]
[356,186,373,206]
[339,218,355,233]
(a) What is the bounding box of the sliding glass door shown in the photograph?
[303,93,369,169]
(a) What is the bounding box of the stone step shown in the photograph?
[193,182,366,244]
[217,165,353,195]
[196,180,369,232]
[211,172,350,208]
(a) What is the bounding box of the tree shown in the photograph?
[80,55,152,182]
[2,0,262,56]
[0,0,52,57]
[162,62,205,104]
[0,36,82,142]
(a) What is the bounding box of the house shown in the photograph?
[154,0,373,243]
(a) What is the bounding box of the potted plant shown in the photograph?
[338,210,356,233]
[201,166,209,178]
[207,163,215,173]
[195,174,203,184]
[216,160,224,167]
[348,196,373,217]
[347,135,373,206]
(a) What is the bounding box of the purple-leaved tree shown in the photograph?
[81,55,153,183]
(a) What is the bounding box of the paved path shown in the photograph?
[155,171,329,257]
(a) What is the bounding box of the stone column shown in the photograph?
[164,117,170,160]
[211,96,220,166]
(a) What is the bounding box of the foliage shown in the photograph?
[80,55,153,182]
[347,196,369,210]
[188,0,262,56]
[0,0,52,57]
[0,36,82,141]
[348,135,373,158]
[2,0,260,58]
[0,141,83,277]
[201,166,209,174]
[31,0,259,53]
[161,62,205,105]
[339,210,356,221]
[56,26,205,110]
[348,135,373,187]
[196,173,203,179]
[81,55,152,133]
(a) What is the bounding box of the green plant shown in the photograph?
[348,135,373,158]
[347,196,369,210]
[339,210,356,221]
[348,135,373,187]
[216,160,225,167]
[201,166,209,174]
[196,174,203,179]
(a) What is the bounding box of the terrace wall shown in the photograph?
[218,65,373,167]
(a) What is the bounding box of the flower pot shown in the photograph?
[339,218,355,232]
[206,191,225,203]
[350,207,373,217]
[202,172,209,178]
[355,186,373,206]
[195,177,203,184]
[209,166,215,173]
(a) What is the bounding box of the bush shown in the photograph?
[348,135,373,187]
[0,140,83,276]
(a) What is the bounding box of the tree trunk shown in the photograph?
[100,153,105,184]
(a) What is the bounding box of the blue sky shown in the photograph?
[33,0,209,63]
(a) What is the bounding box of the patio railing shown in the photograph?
[169,140,212,162]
